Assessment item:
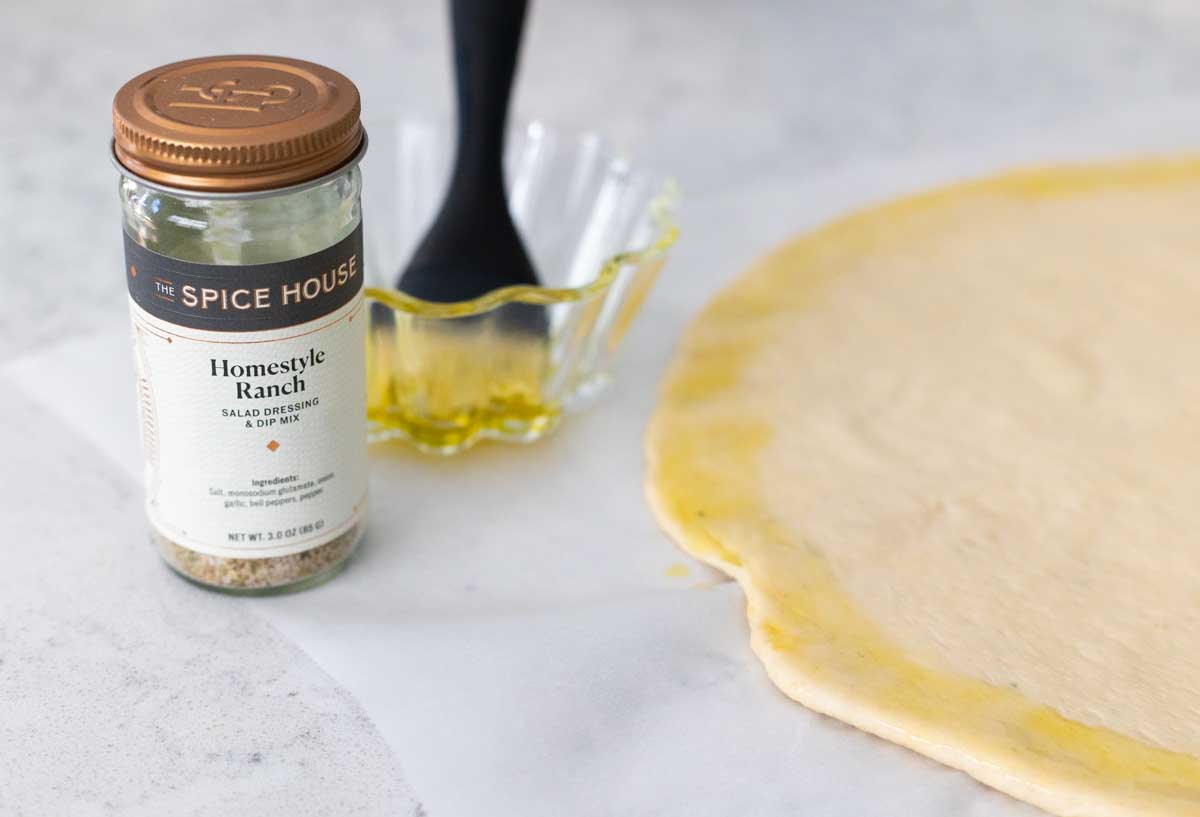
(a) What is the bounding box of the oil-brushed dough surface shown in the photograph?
[646,159,1200,817]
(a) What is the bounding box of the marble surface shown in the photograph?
[0,392,420,817]
[7,0,1200,814]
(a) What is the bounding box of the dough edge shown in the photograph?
[644,157,1200,817]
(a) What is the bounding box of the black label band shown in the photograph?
[124,222,364,332]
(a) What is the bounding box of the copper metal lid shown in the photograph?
[113,55,363,193]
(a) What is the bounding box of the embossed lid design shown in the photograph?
[113,55,363,193]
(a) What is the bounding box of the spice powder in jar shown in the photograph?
[112,55,369,594]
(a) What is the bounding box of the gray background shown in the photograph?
[9,0,1200,358]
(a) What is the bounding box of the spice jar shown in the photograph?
[112,55,368,593]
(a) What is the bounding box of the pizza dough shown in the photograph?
[646,159,1200,817]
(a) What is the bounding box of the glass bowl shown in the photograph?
[361,117,678,454]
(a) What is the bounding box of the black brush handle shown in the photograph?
[395,0,545,343]
[448,0,527,201]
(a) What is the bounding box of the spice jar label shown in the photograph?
[124,225,368,559]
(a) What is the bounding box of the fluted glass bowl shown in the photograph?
[361,117,678,454]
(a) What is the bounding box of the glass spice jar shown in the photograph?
[112,55,369,594]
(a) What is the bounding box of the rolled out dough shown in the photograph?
[646,159,1200,817]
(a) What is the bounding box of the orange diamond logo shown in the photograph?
[266,440,280,452]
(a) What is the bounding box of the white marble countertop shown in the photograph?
[6,1,1200,815]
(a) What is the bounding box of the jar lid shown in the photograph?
[113,55,363,193]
